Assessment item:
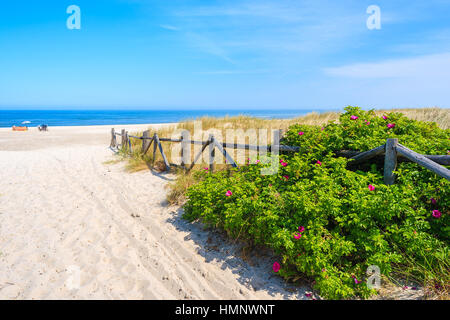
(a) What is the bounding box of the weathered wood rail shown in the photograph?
[110,129,450,185]
[343,138,450,184]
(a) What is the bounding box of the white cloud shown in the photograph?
[159,24,180,31]
[168,0,368,64]
[324,52,450,78]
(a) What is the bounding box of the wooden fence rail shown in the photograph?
[110,129,450,185]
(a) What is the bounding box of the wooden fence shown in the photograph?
[110,128,450,185]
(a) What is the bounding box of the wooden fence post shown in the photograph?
[180,130,189,171]
[110,128,116,148]
[384,138,398,185]
[142,130,151,154]
[127,132,132,153]
[152,133,157,166]
[209,135,215,172]
[154,134,170,171]
[121,129,126,150]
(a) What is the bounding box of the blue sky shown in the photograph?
[1,0,450,110]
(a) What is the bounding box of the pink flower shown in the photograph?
[204,167,209,171]
[387,123,396,129]
[351,275,361,284]
[272,261,281,273]
[316,160,322,166]
[298,226,305,232]
[305,292,312,298]
[368,184,375,191]
[283,175,289,180]
[350,115,359,120]
[432,210,442,218]
[225,190,232,197]
[365,120,371,125]
[322,268,326,272]
[256,160,260,164]
[281,162,287,167]
[430,198,437,205]
[294,233,302,239]
[298,131,305,136]
[321,127,325,131]
[279,159,284,163]
[382,115,388,120]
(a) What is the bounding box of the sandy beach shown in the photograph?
[0,124,306,300]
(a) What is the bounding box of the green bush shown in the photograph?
[183,106,450,299]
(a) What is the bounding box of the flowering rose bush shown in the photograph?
[183,106,449,299]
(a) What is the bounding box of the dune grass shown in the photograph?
[389,244,450,299]
[124,107,449,172]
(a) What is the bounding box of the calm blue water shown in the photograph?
[0,109,336,128]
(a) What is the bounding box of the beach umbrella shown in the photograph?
[22,121,31,124]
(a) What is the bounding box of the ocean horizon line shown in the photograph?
[0,108,341,128]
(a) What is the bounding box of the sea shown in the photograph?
[0,109,337,128]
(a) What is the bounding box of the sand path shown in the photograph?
[0,126,306,299]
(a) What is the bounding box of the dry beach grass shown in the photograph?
[126,107,450,171]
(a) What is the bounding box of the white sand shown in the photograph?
[0,124,307,300]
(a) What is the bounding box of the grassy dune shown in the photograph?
[124,107,449,170]
[121,107,449,205]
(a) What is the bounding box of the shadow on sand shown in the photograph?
[164,204,311,300]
